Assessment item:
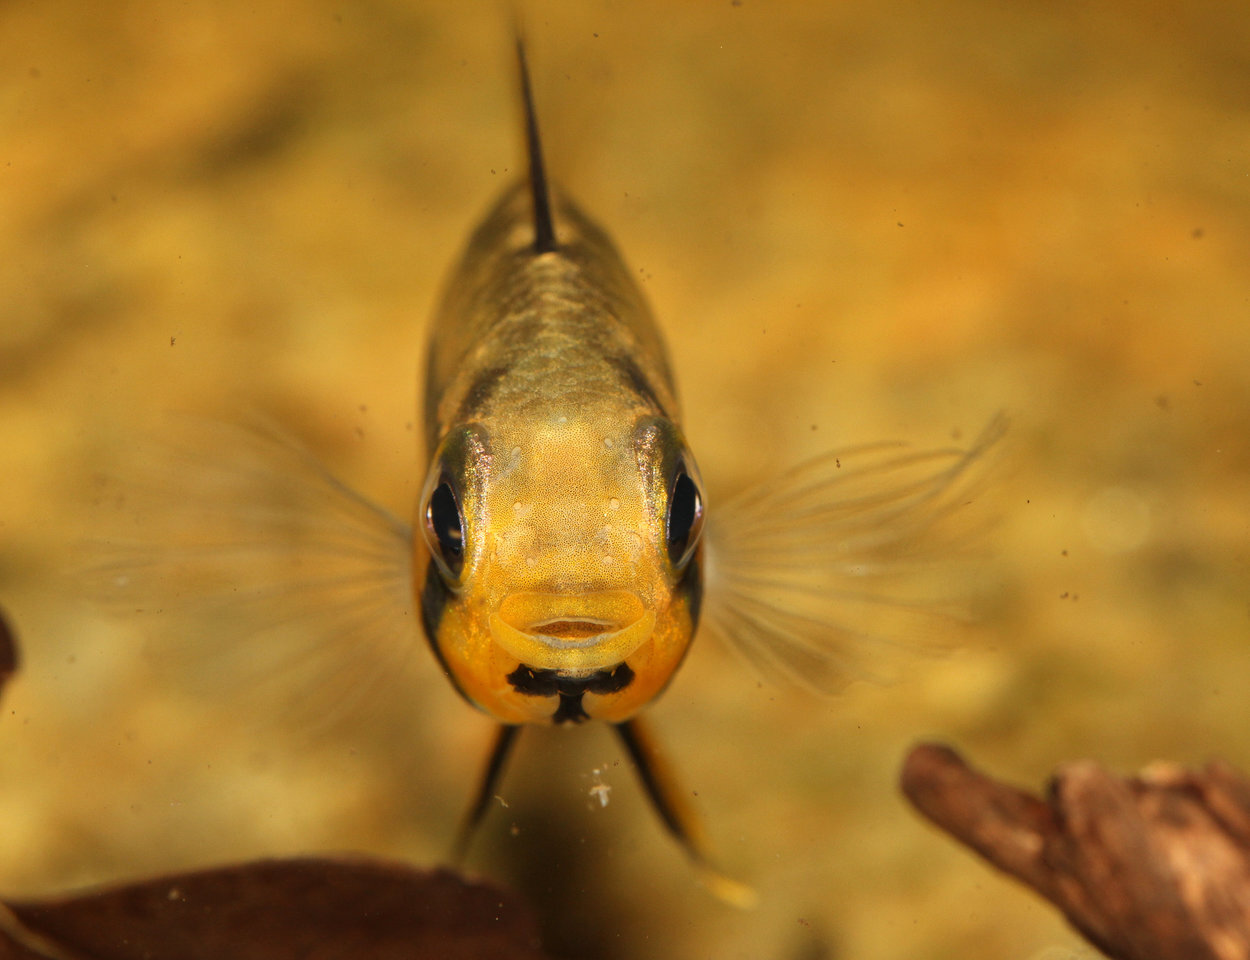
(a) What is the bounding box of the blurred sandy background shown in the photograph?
[2,1,1248,958]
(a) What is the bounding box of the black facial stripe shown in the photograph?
[553,694,589,724]
[505,664,559,698]
[419,562,448,643]
[506,662,636,697]
[584,662,636,695]
[680,549,704,632]
[451,365,507,425]
[419,562,469,699]
[506,662,636,725]
[608,354,669,417]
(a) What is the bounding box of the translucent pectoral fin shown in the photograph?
[704,414,1007,693]
[614,719,757,909]
[78,416,419,730]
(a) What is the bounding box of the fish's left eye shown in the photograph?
[425,477,465,579]
[666,469,704,567]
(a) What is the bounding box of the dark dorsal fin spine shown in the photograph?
[516,38,557,253]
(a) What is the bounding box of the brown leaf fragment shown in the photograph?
[902,743,1250,960]
[2,857,549,960]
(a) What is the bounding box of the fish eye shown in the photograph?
[666,468,704,567]
[425,477,465,579]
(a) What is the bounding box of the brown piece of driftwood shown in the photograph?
[901,743,1250,960]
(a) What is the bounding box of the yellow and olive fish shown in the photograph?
[90,38,1000,904]
[419,39,727,892]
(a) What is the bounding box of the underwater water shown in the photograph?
[1,2,1248,958]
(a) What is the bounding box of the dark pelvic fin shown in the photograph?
[613,719,757,908]
[515,36,557,253]
[451,724,521,864]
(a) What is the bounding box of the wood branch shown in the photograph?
[901,743,1250,960]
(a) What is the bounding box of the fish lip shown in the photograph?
[527,616,617,641]
[489,590,655,672]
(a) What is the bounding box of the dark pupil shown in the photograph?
[666,471,700,564]
[428,480,464,575]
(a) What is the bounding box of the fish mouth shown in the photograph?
[489,590,656,672]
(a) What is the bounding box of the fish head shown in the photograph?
[415,410,704,724]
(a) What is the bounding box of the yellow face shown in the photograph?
[414,412,704,725]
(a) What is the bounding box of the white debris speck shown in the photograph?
[588,766,612,807]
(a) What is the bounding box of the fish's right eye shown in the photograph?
[666,468,704,568]
[425,478,465,579]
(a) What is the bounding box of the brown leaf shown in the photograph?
[1,857,549,960]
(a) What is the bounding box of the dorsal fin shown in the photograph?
[515,37,557,253]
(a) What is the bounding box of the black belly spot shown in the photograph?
[507,662,636,724]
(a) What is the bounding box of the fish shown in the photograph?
[86,36,1002,907]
